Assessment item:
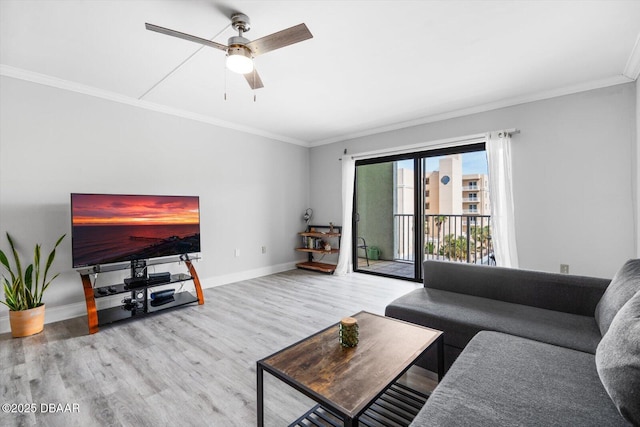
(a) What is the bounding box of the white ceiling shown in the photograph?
[2,1,640,146]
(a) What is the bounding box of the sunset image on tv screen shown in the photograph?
[71,194,201,268]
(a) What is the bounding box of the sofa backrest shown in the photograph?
[423,260,610,316]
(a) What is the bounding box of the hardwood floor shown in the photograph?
[0,269,433,427]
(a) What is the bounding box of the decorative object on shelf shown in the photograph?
[339,316,359,347]
[0,232,66,338]
[303,208,313,225]
[329,222,334,233]
[324,243,332,251]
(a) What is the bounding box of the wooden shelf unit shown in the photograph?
[296,225,341,274]
[296,248,340,254]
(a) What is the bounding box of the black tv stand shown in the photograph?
[78,256,204,334]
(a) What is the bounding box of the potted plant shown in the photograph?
[0,232,65,337]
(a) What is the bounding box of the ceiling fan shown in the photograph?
[145,13,313,90]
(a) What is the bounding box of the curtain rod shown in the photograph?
[339,128,521,161]
[496,128,520,138]
[340,132,486,161]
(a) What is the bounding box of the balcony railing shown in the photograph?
[394,214,493,264]
[394,214,415,262]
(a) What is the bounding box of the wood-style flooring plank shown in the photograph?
[1,270,427,426]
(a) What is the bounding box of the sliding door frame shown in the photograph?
[353,142,486,282]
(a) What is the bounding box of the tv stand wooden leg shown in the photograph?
[185,260,205,305]
[80,273,99,334]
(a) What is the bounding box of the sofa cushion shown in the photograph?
[595,259,640,335]
[596,290,640,425]
[411,331,627,427]
[385,287,602,354]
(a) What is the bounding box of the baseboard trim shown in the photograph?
[200,261,298,288]
[0,262,299,334]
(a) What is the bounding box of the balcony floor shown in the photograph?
[355,258,416,279]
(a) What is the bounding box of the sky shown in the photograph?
[397,151,488,175]
[71,194,200,226]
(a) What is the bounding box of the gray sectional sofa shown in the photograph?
[385,259,640,426]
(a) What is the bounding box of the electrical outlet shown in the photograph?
[262,246,267,254]
[560,264,569,274]
[234,249,240,257]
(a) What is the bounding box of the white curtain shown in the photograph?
[334,156,355,276]
[486,131,519,268]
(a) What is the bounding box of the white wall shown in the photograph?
[310,83,637,279]
[0,76,309,331]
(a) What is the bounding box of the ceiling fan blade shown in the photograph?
[246,23,312,56]
[244,69,264,90]
[145,23,227,52]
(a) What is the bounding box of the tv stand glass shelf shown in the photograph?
[78,256,204,334]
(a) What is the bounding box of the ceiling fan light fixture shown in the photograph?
[226,46,253,74]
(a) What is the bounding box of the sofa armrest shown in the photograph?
[423,260,610,316]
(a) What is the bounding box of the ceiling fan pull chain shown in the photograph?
[224,62,228,101]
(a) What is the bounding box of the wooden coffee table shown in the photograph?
[257,311,443,426]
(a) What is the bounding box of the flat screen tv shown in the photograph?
[71,193,201,268]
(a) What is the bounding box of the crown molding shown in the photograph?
[623,33,640,81]
[308,75,634,147]
[2,64,633,150]
[0,64,310,147]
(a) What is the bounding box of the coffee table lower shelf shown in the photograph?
[289,382,429,427]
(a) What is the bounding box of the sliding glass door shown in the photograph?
[353,143,489,281]
[354,157,418,279]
